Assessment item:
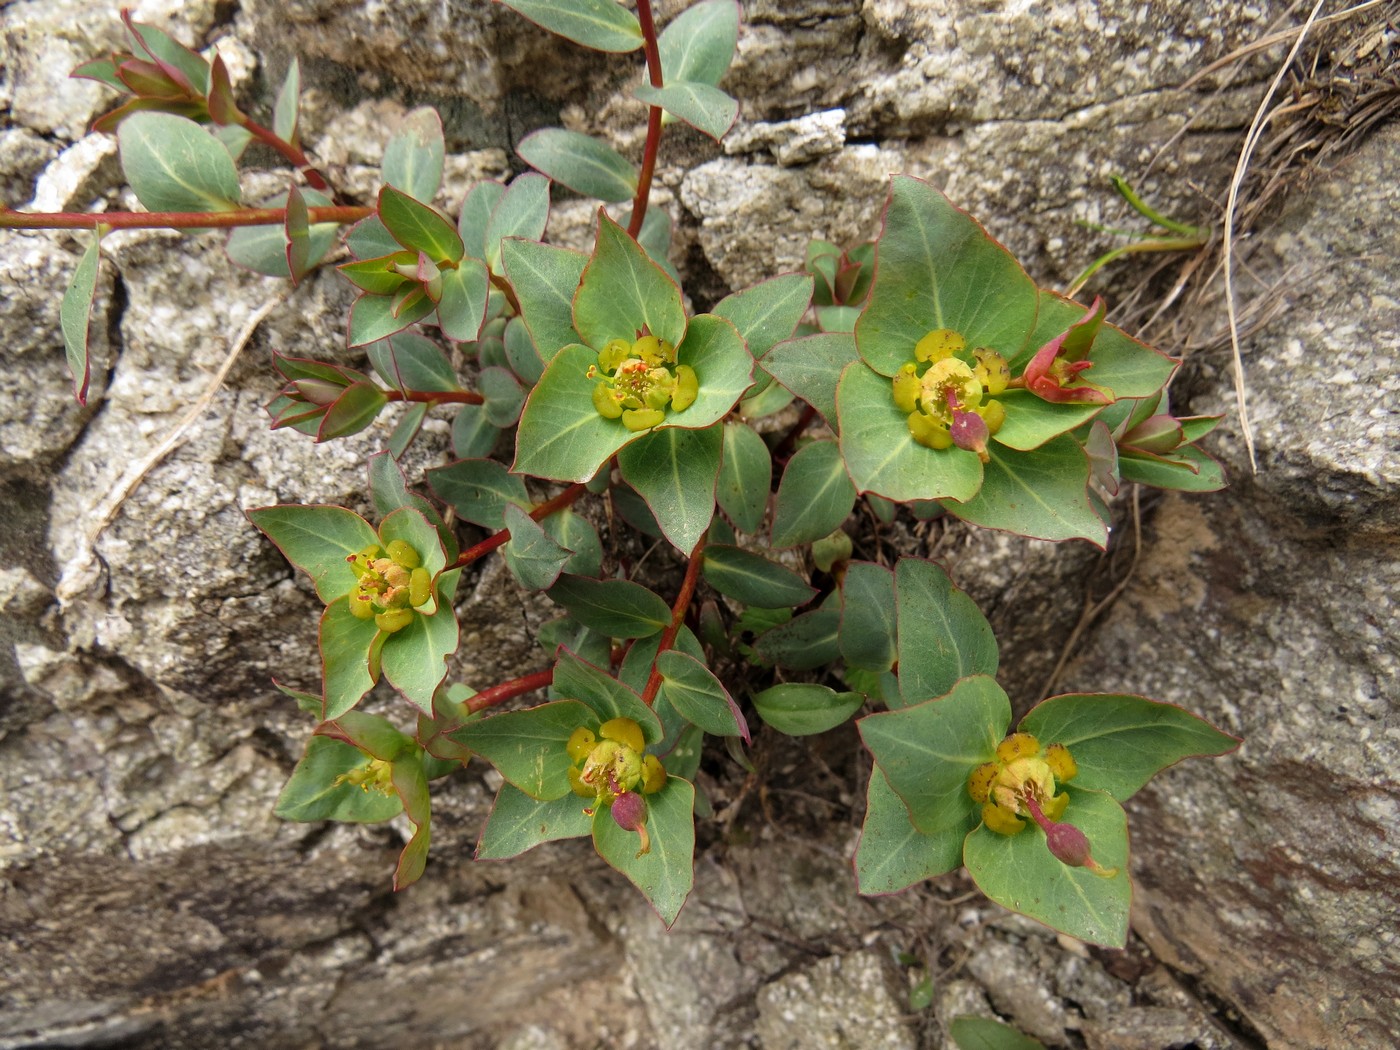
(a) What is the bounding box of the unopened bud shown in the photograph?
[950,409,990,462]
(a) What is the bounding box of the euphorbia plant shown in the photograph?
[0,0,1239,945]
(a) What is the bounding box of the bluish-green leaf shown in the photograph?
[658,0,738,85]
[1117,445,1225,492]
[702,545,815,608]
[770,439,856,548]
[717,421,771,534]
[118,112,241,213]
[227,189,339,279]
[347,290,436,347]
[574,210,685,348]
[378,185,464,264]
[368,450,439,522]
[61,233,101,404]
[346,215,402,260]
[499,0,643,53]
[949,1017,1047,1050]
[484,173,550,272]
[367,331,459,394]
[437,256,490,342]
[504,314,546,385]
[273,58,301,144]
[617,425,723,553]
[502,502,571,591]
[752,683,863,736]
[712,273,814,360]
[859,674,1008,833]
[547,576,671,639]
[671,313,754,429]
[840,562,896,672]
[247,505,378,603]
[318,382,389,441]
[319,597,379,718]
[854,765,963,894]
[656,650,748,740]
[634,81,737,140]
[513,343,636,482]
[456,700,592,800]
[481,365,526,427]
[763,332,859,429]
[501,237,587,359]
[458,180,506,259]
[518,128,638,203]
[541,509,604,579]
[426,458,530,529]
[379,598,457,713]
[551,648,663,743]
[477,782,593,859]
[274,736,404,823]
[451,402,499,459]
[382,107,445,205]
[894,557,998,708]
[592,776,695,927]
[751,606,840,670]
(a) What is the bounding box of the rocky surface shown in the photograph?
[1,0,1395,1047]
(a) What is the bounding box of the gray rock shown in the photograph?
[754,950,916,1050]
[0,128,58,207]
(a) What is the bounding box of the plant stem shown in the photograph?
[0,205,370,232]
[237,115,335,197]
[465,668,555,714]
[383,389,484,406]
[628,0,665,240]
[640,535,707,706]
[446,483,588,571]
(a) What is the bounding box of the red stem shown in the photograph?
[237,115,335,197]
[384,389,484,406]
[465,668,555,714]
[0,205,370,231]
[628,0,665,239]
[446,483,588,571]
[640,535,707,706]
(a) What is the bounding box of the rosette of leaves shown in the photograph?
[836,175,1182,544]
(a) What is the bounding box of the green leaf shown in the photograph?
[273,58,301,144]
[213,124,253,162]
[320,710,417,761]
[477,782,593,859]
[247,505,378,603]
[436,256,490,342]
[378,505,448,584]
[948,1017,1047,1050]
[894,558,998,708]
[658,0,738,86]
[337,252,411,296]
[378,185,464,265]
[634,81,737,140]
[859,675,1009,834]
[574,210,686,349]
[318,382,389,441]
[346,215,402,260]
[284,184,312,284]
[382,106,445,205]
[739,375,795,419]
[702,545,815,608]
[816,304,860,333]
[368,451,438,523]
[458,700,592,799]
[617,425,723,553]
[963,786,1132,947]
[541,509,604,579]
[379,598,457,714]
[992,388,1105,452]
[1019,693,1239,802]
[367,331,459,394]
[501,238,588,360]
[941,436,1105,546]
[712,273,814,359]
[855,175,1039,376]
[656,650,748,740]
[751,606,841,671]
[391,751,432,889]
[387,403,427,459]
[480,366,526,426]
[770,440,856,548]
[518,128,638,203]
[762,332,859,428]
[538,616,612,672]
[426,458,531,530]
[499,0,643,53]
[124,14,209,94]
[504,315,546,385]
[484,173,550,272]
[592,777,695,927]
[451,402,499,459]
[502,503,571,591]
[551,648,663,743]
[752,683,863,736]
[347,290,437,347]
[458,180,506,258]
[319,597,380,718]
[61,233,101,404]
[716,422,771,534]
[854,766,962,894]
[1118,445,1225,492]
[837,361,984,503]
[274,736,404,823]
[547,575,671,639]
[840,562,896,672]
[117,112,242,213]
[672,313,755,429]
[513,343,636,482]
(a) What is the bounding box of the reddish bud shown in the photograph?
[950,409,990,461]
[1045,820,1092,867]
[610,790,646,832]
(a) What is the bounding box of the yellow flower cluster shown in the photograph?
[588,335,698,432]
[892,328,1009,458]
[346,540,432,634]
[967,732,1078,835]
[568,716,666,856]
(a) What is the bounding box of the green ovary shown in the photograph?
[893,328,1008,452]
[346,542,433,633]
[588,335,698,430]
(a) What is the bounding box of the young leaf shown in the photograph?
[770,440,856,548]
[346,214,402,260]
[948,1017,1048,1050]
[1118,446,1225,492]
[247,505,379,603]
[499,0,644,53]
[894,558,998,708]
[274,736,404,823]
[658,0,739,86]
[854,766,963,894]
[455,700,592,800]
[963,786,1132,948]
[546,576,671,639]
[123,13,209,94]
[477,782,593,859]
[716,421,771,534]
[382,106,445,205]
[751,606,840,670]
[574,210,686,349]
[319,597,380,718]
[480,366,526,427]
[273,58,301,144]
[617,425,723,554]
[61,233,102,404]
[762,332,859,428]
[518,128,638,203]
[503,315,546,385]
[347,290,436,347]
[633,81,737,140]
[284,184,312,284]
[501,237,587,359]
[1018,693,1239,802]
[502,503,572,591]
[1014,290,1176,397]
[840,562,896,673]
[702,545,816,608]
[712,273,814,360]
[551,648,663,743]
[656,650,748,740]
[859,674,1009,834]
[317,382,389,441]
[451,402,500,459]
[378,184,464,265]
[117,112,242,213]
[206,54,242,125]
[426,458,531,529]
[458,180,506,258]
[940,436,1106,546]
[592,777,695,927]
[751,683,863,736]
[484,173,550,272]
[437,256,490,342]
[367,331,459,394]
